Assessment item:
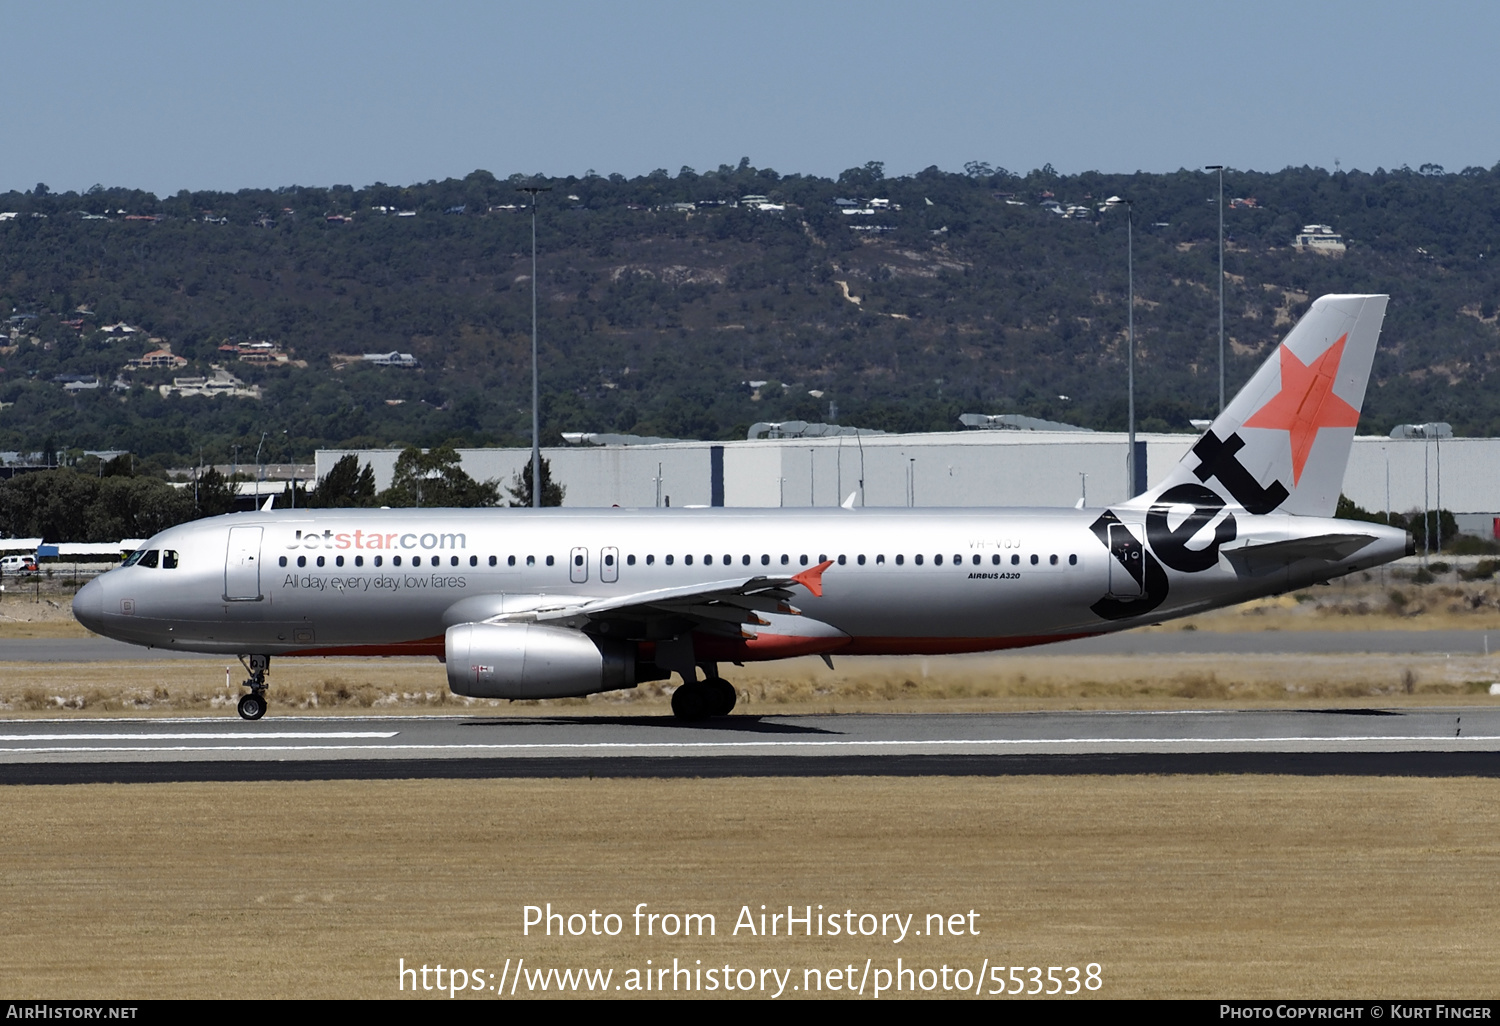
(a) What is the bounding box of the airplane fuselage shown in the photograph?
[73,505,1410,661]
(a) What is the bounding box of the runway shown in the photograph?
[4,629,1499,661]
[3,708,1498,783]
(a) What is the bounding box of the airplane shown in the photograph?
[73,294,1412,721]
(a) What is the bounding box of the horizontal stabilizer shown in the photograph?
[1222,533,1377,576]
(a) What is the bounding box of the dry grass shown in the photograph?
[0,583,90,637]
[1,775,1497,998]
[0,647,1497,717]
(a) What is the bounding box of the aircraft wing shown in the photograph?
[482,561,835,639]
[1221,533,1378,577]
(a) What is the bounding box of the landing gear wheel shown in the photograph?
[671,682,710,722]
[236,654,271,720]
[704,677,737,716]
[238,692,266,721]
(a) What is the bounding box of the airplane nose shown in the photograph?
[73,577,105,634]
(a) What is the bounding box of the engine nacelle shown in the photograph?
[445,622,636,699]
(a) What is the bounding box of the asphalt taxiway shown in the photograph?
[3,708,1498,784]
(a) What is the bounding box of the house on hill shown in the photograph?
[1293,224,1346,255]
[124,343,188,370]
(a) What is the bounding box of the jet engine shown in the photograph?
[445,622,636,699]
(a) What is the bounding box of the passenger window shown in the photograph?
[666,555,675,565]
[991,554,1000,565]
[526,555,535,566]
[452,556,460,567]
[1011,554,1020,565]
[605,553,615,567]
[837,555,846,565]
[742,555,750,566]
[487,555,495,566]
[799,555,808,566]
[646,555,655,565]
[508,555,516,566]
[876,555,885,565]
[1030,554,1039,565]
[574,553,584,567]
[139,550,160,568]
[162,550,179,569]
[1050,554,1058,565]
[317,556,326,567]
[1068,554,1078,566]
[857,555,866,565]
[780,555,789,565]
[954,554,962,565]
[394,555,403,567]
[685,555,694,565]
[895,555,904,565]
[627,555,636,566]
[722,554,730,565]
[972,554,980,566]
[469,556,477,567]
[335,555,344,567]
[297,556,306,568]
[356,556,364,567]
[374,555,383,567]
[761,554,770,565]
[546,555,555,567]
[818,553,827,563]
[934,554,943,566]
[278,556,288,567]
[915,554,924,566]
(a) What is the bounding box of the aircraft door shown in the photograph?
[1107,524,1145,599]
[224,526,264,601]
[600,546,619,583]
[570,546,589,584]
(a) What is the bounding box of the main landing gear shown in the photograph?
[670,672,737,722]
[236,654,270,721]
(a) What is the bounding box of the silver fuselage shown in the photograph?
[72,505,1409,659]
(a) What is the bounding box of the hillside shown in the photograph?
[2,161,1498,464]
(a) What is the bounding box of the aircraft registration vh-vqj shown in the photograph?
[73,294,1413,721]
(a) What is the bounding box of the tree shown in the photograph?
[506,457,565,507]
[194,467,238,517]
[379,446,499,508]
[308,454,376,508]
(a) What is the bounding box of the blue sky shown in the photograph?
[5,0,1498,194]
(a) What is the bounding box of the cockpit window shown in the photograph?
[138,550,160,569]
[122,550,143,567]
[162,550,179,570]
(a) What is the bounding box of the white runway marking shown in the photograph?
[3,735,1497,755]
[0,732,399,742]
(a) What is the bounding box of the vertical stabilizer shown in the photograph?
[1130,294,1388,517]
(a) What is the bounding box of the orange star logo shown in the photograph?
[1242,333,1360,484]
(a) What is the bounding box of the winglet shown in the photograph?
[260,494,275,512]
[842,491,858,510]
[791,559,834,598]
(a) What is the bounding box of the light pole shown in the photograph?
[1205,165,1225,412]
[517,184,552,507]
[254,430,267,506]
[1392,421,1452,562]
[1126,200,1136,497]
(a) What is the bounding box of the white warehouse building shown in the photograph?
[317,428,1500,538]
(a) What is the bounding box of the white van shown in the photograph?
[0,555,38,575]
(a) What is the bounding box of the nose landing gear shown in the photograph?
[236,654,270,720]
